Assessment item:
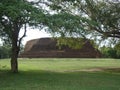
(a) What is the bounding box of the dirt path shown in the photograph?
[65,68,120,72]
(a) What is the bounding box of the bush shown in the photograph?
[100,43,120,59]
[0,45,11,59]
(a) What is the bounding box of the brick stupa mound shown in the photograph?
[19,38,102,58]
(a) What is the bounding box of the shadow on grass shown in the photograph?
[0,69,120,90]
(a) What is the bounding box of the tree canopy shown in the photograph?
[48,0,120,42]
[0,0,46,43]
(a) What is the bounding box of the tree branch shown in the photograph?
[18,24,27,48]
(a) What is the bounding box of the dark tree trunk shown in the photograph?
[11,55,18,73]
[11,47,19,73]
[11,39,19,73]
[10,26,20,73]
[10,22,26,73]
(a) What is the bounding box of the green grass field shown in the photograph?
[0,58,120,90]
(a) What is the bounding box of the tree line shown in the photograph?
[0,44,11,59]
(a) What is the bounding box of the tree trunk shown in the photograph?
[11,55,18,73]
[11,44,19,73]
[10,28,20,73]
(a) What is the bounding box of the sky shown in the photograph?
[19,28,51,45]
[0,28,51,45]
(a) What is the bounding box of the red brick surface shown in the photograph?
[19,38,102,58]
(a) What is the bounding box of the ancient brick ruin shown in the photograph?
[19,38,102,58]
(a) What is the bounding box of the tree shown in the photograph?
[0,0,49,73]
[48,0,120,42]
[100,46,117,58]
[100,42,120,58]
[114,42,120,58]
[83,0,120,39]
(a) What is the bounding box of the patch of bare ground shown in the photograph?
[65,68,120,73]
[103,68,120,73]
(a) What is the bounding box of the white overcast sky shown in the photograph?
[0,29,51,45]
[19,28,51,45]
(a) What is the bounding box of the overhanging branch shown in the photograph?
[18,24,27,47]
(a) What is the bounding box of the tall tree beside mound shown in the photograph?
[0,0,49,73]
[48,0,120,42]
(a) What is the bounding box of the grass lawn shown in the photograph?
[0,58,120,90]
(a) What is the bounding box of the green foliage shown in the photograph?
[114,42,120,58]
[0,0,45,39]
[46,12,92,38]
[100,43,120,58]
[49,0,120,43]
[56,37,85,49]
